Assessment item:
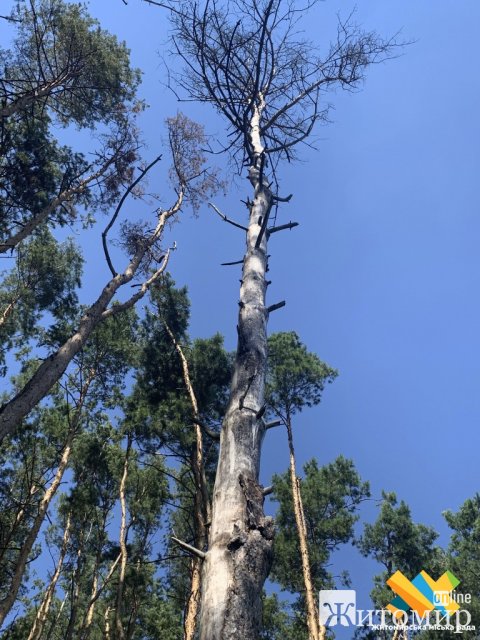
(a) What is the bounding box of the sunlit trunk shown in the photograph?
[199,108,274,640]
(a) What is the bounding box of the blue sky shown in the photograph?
[3,0,480,630]
[87,0,480,619]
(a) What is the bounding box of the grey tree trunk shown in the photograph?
[199,138,275,638]
[0,206,174,444]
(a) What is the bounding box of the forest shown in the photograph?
[1,1,479,639]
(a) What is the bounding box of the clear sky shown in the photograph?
[3,0,480,629]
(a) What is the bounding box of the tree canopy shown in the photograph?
[0,1,475,639]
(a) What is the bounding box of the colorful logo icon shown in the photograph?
[386,570,460,619]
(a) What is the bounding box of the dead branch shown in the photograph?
[267,301,286,313]
[208,202,248,231]
[268,221,299,235]
[171,536,206,560]
[102,155,163,276]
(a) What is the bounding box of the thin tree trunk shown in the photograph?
[198,107,274,640]
[0,204,173,443]
[115,437,132,640]
[164,323,210,640]
[80,551,122,640]
[285,415,320,640]
[0,295,20,329]
[27,513,72,640]
[0,482,39,569]
[79,555,100,640]
[104,606,112,640]
[0,430,75,627]
[64,539,84,640]
[44,593,67,640]
[0,374,93,629]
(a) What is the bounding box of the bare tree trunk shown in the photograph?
[164,323,210,640]
[104,606,112,640]
[0,295,20,329]
[0,201,173,444]
[80,551,122,640]
[44,593,67,640]
[65,539,84,640]
[285,416,320,640]
[27,513,72,640]
[115,437,132,640]
[79,555,100,640]
[0,430,75,627]
[198,116,274,639]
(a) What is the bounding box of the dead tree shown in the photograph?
[166,1,400,638]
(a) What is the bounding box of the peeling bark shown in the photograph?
[115,437,132,640]
[198,114,275,638]
[104,606,112,640]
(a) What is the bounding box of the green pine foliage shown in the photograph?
[1,4,477,639]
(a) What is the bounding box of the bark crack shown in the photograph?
[239,474,274,539]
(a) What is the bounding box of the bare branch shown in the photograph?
[171,536,206,560]
[265,419,282,430]
[102,155,162,276]
[267,300,285,313]
[208,202,248,231]
[100,250,172,320]
[267,221,298,235]
[168,1,403,169]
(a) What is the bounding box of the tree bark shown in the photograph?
[164,323,210,640]
[285,416,321,640]
[104,606,112,640]
[44,593,67,640]
[0,295,20,329]
[115,436,132,640]
[198,111,274,638]
[0,429,75,628]
[0,206,173,444]
[80,552,122,640]
[27,513,72,640]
